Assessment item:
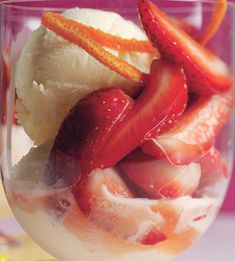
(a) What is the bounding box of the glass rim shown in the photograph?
[0,0,235,11]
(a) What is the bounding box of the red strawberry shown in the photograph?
[73,167,166,243]
[197,147,228,190]
[119,150,201,199]
[138,0,233,95]
[97,59,188,167]
[141,228,167,245]
[73,167,134,215]
[142,91,233,165]
[45,87,134,187]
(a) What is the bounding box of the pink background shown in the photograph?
[223,166,235,211]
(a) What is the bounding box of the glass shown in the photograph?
[1,177,19,257]
[0,0,234,260]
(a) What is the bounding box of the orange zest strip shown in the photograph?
[92,31,156,54]
[199,0,227,45]
[41,12,146,84]
[53,17,156,54]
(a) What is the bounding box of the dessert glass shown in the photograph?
[0,0,234,261]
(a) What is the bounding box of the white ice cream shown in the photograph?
[15,8,154,145]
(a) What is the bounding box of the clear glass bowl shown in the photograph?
[0,1,234,261]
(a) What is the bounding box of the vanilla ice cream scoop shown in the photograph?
[15,8,154,145]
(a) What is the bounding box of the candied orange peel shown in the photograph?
[41,12,149,84]
[199,0,227,45]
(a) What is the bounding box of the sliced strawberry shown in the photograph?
[73,167,167,244]
[138,0,233,95]
[119,150,201,199]
[141,228,167,245]
[97,59,188,167]
[73,167,133,215]
[197,147,228,190]
[45,87,134,187]
[142,91,233,165]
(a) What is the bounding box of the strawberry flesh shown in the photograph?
[119,150,201,199]
[73,167,134,216]
[138,0,233,95]
[97,59,188,167]
[45,87,134,187]
[72,167,165,244]
[142,91,233,165]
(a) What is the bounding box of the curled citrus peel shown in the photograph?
[41,12,148,84]
[52,16,156,54]
[199,0,227,45]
